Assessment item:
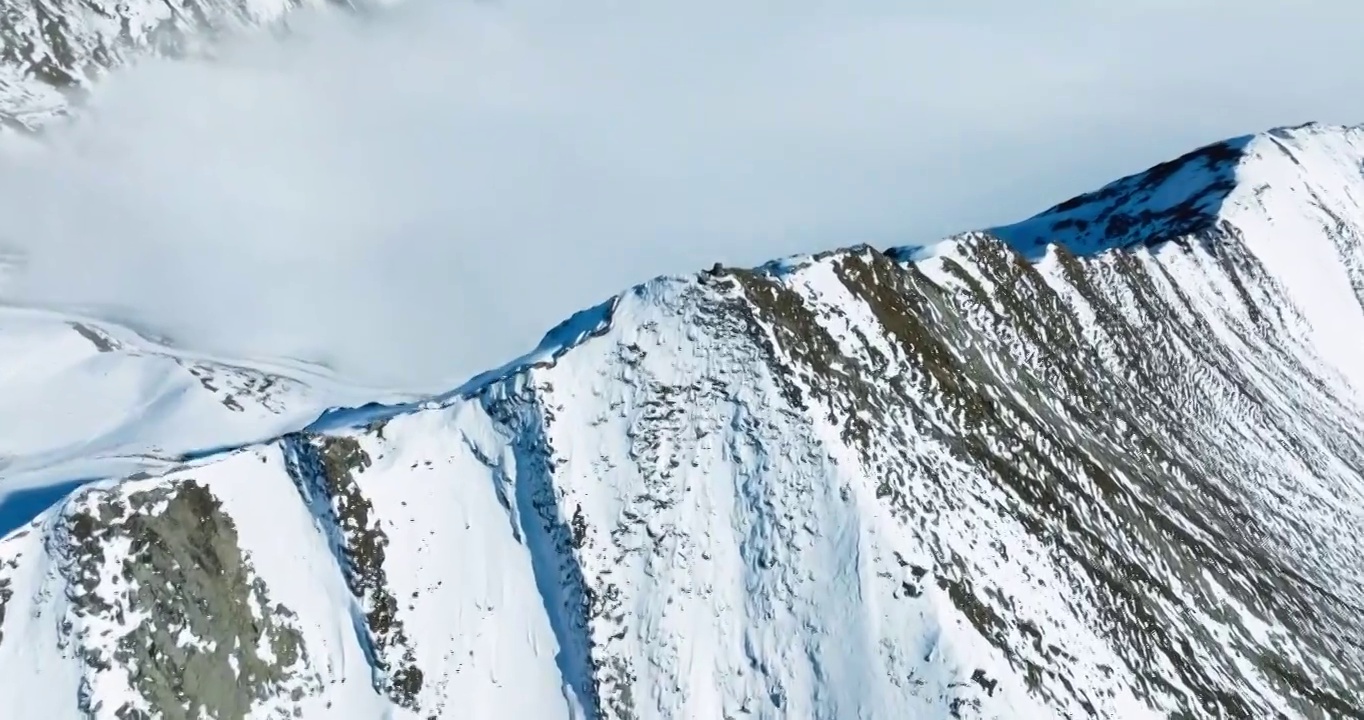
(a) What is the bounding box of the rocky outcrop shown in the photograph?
[56,479,319,719]
[283,433,424,710]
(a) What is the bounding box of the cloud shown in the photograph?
[1,0,1361,390]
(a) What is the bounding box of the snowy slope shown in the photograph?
[0,0,347,129]
[2,122,1364,719]
[0,302,412,534]
[976,121,1364,395]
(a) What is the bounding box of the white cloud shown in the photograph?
[1,0,1361,389]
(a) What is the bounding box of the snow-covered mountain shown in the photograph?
[0,0,349,129]
[4,122,1364,719]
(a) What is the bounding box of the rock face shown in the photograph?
[58,480,319,719]
[283,434,423,709]
[2,123,1364,719]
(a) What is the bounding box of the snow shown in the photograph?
[304,297,617,436]
[1219,125,1364,392]
[924,122,1364,397]
[323,408,577,719]
[984,133,1254,258]
[0,303,411,530]
[3,122,1364,718]
[0,0,323,129]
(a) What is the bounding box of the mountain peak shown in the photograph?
[893,120,1364,396]
[918,122,1364,262]
[988,134,1250,257]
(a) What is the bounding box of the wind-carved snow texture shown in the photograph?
[3,122,1364,718]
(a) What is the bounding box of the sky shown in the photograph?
[1,0,1363,390]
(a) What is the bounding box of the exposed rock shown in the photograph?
[56,479,318,719]
[284,433,424,710]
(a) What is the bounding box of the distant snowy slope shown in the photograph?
[2,123,1364,719]
[0,0,347,129]
[0,303,409,532]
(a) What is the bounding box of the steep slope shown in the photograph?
[973,121,1364,394]
[2,123,1364,719]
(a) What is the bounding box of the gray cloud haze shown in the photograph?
[1,0,1361,389]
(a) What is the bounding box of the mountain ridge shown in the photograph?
[3,122,1364,718]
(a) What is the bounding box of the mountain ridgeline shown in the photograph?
[2,124,1364,719]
